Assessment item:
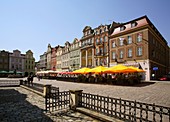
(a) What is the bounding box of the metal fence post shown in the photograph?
[43,84,52,97]
[69,90,83,110]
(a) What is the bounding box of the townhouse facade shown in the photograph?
[0,50,9,71]
[25,50,35,76]
[56,46,64,72]
[69,38,80,71]
[51,46,57,71]
[46,44,52,70]
[9,50,25,74]
[94,24,110,67]
[39,52,47,71]
[109,16,169,81]
[61,41,70,71]
[80,26,94,68]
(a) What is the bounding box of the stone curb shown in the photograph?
[76,107,123,122]
[20,85,44,97]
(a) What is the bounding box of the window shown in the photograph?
[119,37,124,46]
[100,37,102,43]
[96,30,98,35]
[128,48,132,57]
[131,22,137,28]
[119,50,124,59]
[137,33,142,42]
[100,59,103,65]
[120,26,126,31]
[112,52,116,59]
[100,29,102,34]
[104,47,107,53]
[137,47,142,56]
[96,39,98,44]
[89,39,92,44]
[104,36,107,42]
[152,50,155,57]
[153,38,155,44]
[112,41,116,48]
[96,48,99,55]
[127,36,132,44]
[104,27,106,32]
[99,48,103,54]
[96,59,98,66]
[103,58,107,65]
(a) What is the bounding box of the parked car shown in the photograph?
[158,75,170,81]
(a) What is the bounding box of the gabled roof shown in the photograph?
[83,26,92,32]
[111,15,167,44]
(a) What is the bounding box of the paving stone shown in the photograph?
[0,86,102,122]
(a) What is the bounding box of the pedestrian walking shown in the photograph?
[30,75,34,86]
[37,75,40,81]
[27,75,31,86]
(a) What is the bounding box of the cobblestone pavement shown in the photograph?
[1,78,170,121]
[0,86,101,122]
[29,78,170,107]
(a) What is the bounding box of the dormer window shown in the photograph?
[120,26,126,31]
[131,22,137,28]
[96,30,98,35]
[104,27,106,32]
[100,29,102,34]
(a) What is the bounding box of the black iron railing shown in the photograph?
[45,86,70,112]
[79,92,170,122]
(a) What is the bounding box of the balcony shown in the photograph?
[95,52,104,57]
[81,43,94,49]
[103,52,108,56]
[96,41,103,46]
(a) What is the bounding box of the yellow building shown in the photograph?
[25,50,35,76]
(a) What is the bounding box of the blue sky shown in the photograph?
[0,0,170,61]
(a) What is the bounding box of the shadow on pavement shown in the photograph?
[131,81,155,87]
[0,89,53,122]
[111,81,156,87]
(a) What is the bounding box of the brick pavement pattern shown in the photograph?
[0,86,101,122]
[31,78,170,107]
[1,78,170,121]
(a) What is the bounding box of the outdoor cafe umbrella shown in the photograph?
[116,66,145,73]
[0,70,8,74]
[85,66,108,74]
[103,64,128,73]
[72,67,90,74]
[126,66,145,73]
